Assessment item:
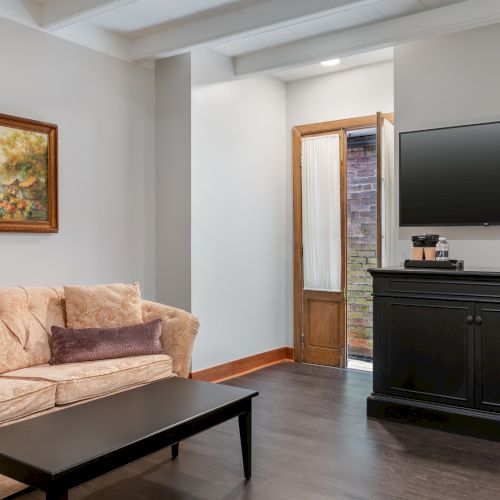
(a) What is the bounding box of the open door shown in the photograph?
[294,129,347,367]
[293,115,389,368]
[377,112,396,267]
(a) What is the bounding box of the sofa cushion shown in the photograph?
[64,283,143,329]
[0,287,66,374]
[0,378,56,424]
[3,354,173,405]
[50,319,164,365]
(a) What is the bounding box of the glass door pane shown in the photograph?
[301,133,342,292]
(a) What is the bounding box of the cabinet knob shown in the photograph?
[475,316,482,326]
[466,315,474,325]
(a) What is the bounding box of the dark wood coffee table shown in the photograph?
[0,377,258,499]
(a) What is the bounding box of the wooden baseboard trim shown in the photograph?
[190,347,294,383]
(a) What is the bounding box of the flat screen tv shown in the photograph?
[399,121,500,226]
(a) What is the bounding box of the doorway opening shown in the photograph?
[346,128,377,372]
[293,113,394,370]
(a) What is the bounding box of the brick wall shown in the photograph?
[346,135,377,360]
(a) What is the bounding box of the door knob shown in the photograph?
[466,315,474,325]
[475,316,482,325]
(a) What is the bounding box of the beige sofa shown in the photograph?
[0,287,198,499]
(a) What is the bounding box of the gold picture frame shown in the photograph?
[0,113,58,232]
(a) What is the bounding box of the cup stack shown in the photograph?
[411,234,439,261]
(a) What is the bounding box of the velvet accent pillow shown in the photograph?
[50,319,164,365]
[64,283,143,329]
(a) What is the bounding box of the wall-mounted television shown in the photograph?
[399,121,500,226]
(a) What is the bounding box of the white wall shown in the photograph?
[156,54,192,311]
[286,61,394,127]
[284,61,394,345]
[0,17,156,297]
[395,24,500,266]
[191,49,287,371]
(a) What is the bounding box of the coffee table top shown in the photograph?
[0,377,257,476]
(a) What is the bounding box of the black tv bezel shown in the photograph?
[399,119,500,227]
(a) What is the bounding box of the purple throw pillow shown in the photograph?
[50,319,164,365]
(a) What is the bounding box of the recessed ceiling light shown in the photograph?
[321,58,340,67]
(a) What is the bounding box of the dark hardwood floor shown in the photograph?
[17,363,500,499]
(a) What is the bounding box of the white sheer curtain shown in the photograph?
[301,134,341,291]
[381,118,397,267]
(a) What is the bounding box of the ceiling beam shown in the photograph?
[20,1,42,26]
[54,22,133,61]
[129,0,378,62]
[38,0,139,31]
[233,0,500,75]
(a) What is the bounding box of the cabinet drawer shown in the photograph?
[380,277,500,300]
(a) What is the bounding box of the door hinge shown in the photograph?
[301,332,305,347]
[300,243,303,256]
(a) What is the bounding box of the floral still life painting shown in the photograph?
[0,114,58,232]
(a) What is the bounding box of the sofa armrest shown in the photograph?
[141,300,199,377]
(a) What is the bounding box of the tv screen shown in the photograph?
[399,121,500,226]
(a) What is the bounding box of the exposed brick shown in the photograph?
[347,139,376,360]
[357,250,376,258]
[349,264,363,271]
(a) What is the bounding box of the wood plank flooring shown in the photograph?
[17,363,500,499]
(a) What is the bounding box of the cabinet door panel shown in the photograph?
[381,299,474,407]
[475,303,500,412]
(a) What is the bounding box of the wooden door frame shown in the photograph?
[293,114,381,363]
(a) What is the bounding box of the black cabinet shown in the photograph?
[475,303,500,412]
[368,268,500,441]
[380,298,474,407]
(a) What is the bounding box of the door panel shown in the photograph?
[303,290,345,366]
[381,298,474,407]
[377,112,396,268]
[300,130,346,367]
[293,118,382,367]
[475,303,500,412]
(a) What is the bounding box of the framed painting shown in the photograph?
[0,113,58,232]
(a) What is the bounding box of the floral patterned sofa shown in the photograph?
[0,287,198,498]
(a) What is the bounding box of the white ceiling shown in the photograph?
[90,0,256,39]
[272,47,394,82]
[0,0,498,80]
[208,0,463,57]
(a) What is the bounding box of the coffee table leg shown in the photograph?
[238,404,252,480]
[46,487,68,500]
[171,442,179,459]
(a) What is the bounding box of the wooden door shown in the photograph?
[377,111,395,267]
[294,129,347,367]
[475,303,500,412]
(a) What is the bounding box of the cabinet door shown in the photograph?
[475,303,500,412]
[379,298,475,407]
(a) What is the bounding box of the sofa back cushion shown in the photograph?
[0,287,65,374]
[64,283,143,329]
